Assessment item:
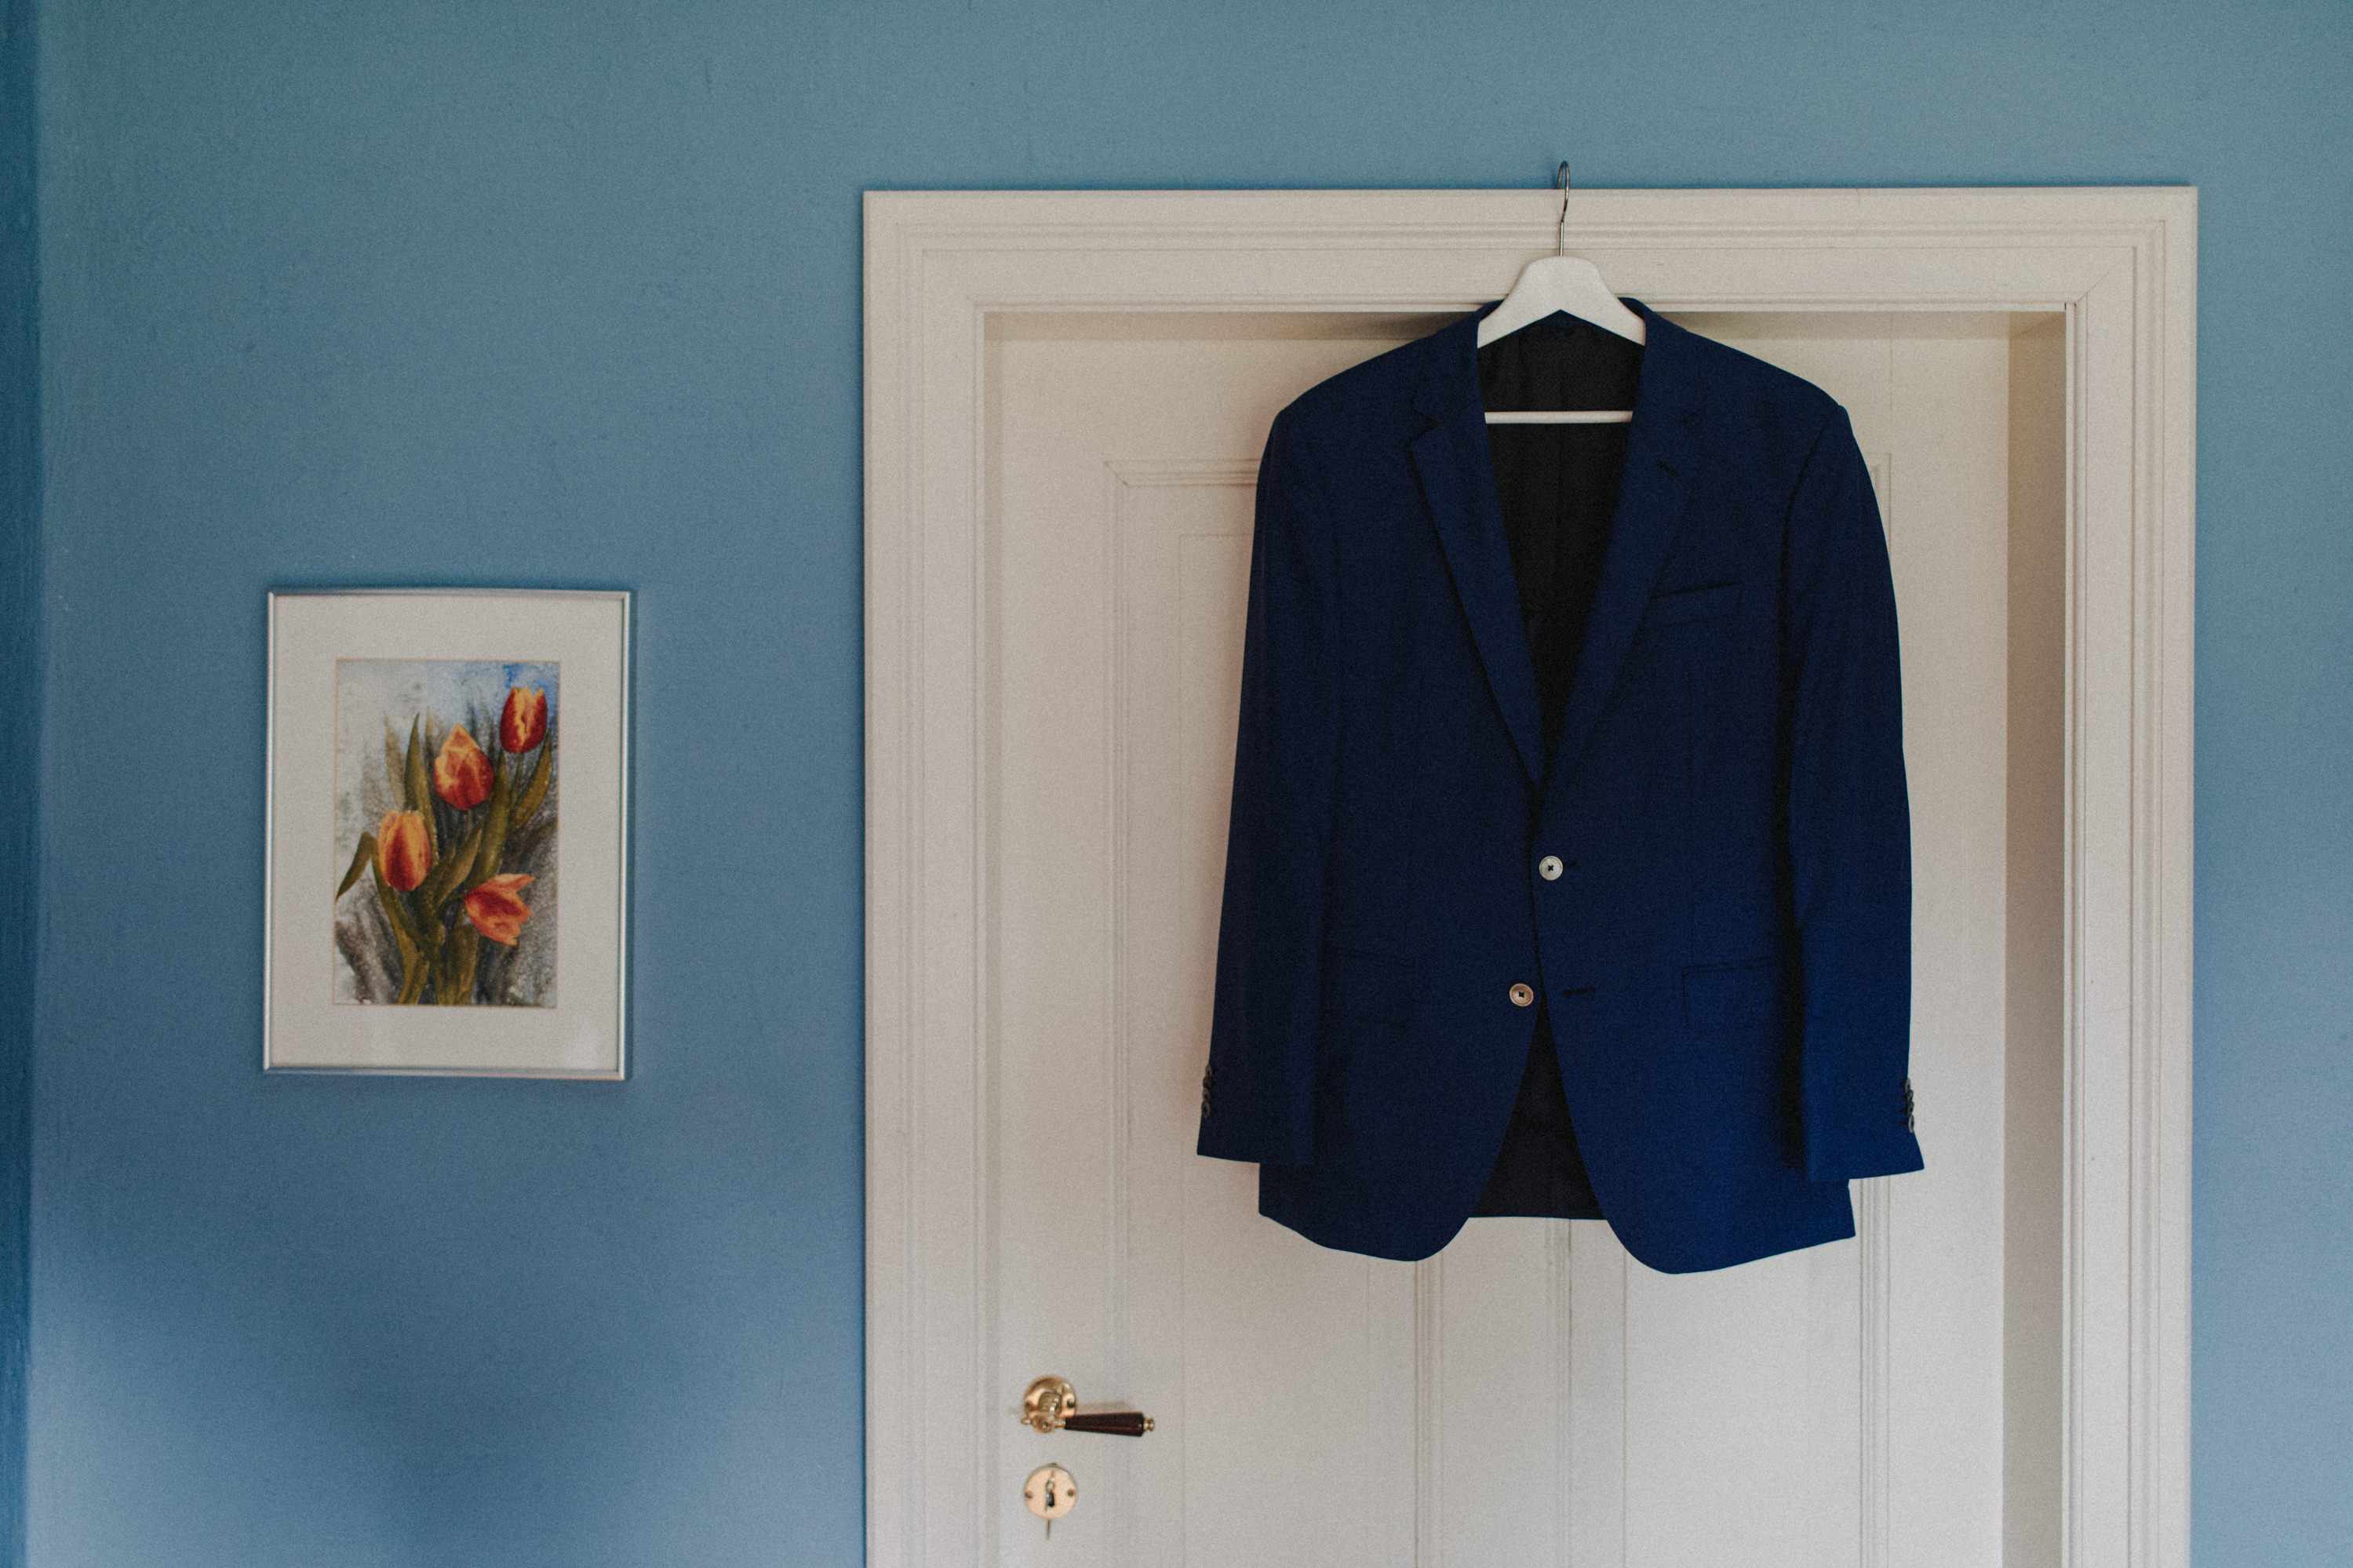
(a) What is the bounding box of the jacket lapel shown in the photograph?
[1549,303,1704,783]
[1410,311,1548,785]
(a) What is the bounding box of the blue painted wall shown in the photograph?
[22,1,2352,1563]
[1,0,37,1559]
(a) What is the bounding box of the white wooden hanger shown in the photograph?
[1479,164,1642,425]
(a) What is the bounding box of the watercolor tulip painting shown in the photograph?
[331,660,559,1006]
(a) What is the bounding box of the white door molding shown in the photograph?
[863,186,2193,1568]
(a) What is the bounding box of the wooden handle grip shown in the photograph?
[1061,1411,1154,1437]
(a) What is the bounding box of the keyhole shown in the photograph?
[1025,1463,1076,1530]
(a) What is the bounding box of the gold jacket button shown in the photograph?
[1509,983,1535,1007]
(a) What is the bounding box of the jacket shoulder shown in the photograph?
[1276,328,1446,431]
[1672,325,1845,457]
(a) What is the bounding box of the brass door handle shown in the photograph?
[1021,1375,1156,1437]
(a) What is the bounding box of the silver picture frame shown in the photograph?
[264,588,630,1076]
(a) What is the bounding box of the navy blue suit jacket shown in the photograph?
[1196,302,1925,1274]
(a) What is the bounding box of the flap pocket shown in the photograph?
[1322,945,1413,1025]
[1641,581,1742,628]
[1682,958,1786,1033]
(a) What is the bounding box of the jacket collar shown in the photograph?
[1408,298,1703,788]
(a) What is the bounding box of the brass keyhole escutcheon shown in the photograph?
[1024,1463,1076,1536]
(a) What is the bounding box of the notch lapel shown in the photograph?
[1410,313,1547,785]
[1550,304,1704,784]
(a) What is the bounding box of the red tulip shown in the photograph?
[500,686,548,754]
[376,810,432,892]
[433,725,494,809]
[462,873,536,946]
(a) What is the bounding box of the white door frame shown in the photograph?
[863,186,2194,1568]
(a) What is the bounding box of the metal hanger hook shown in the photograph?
[1555,162,1571,256]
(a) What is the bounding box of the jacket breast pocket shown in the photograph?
[1322,945,1413,1025]
[1682,958,1786,1033]
[1641,581,1742,629]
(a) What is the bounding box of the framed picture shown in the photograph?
[265,589,629,1076]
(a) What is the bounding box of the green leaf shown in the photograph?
[373,868,425,1004]
[439,923,482,1006]
[383,721,404,810]
[513,727,555,830]
[371,864,421,949]
[470,749,515,887]
[417,818,483,915]
[337,833,379,900]
[504,814,555,871]
[403,716,429,821]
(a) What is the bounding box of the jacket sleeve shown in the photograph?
[1197,407,1341,1166]
[1782,407,1926,1182]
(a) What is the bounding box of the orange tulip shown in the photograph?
[462,873,536,946]
[433,725,494,809]
[376,810,433,892]
[500,686,548,754]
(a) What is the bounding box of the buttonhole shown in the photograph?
[1561,985,1597,998]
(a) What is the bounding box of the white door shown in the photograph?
[985,309,2056,1567]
